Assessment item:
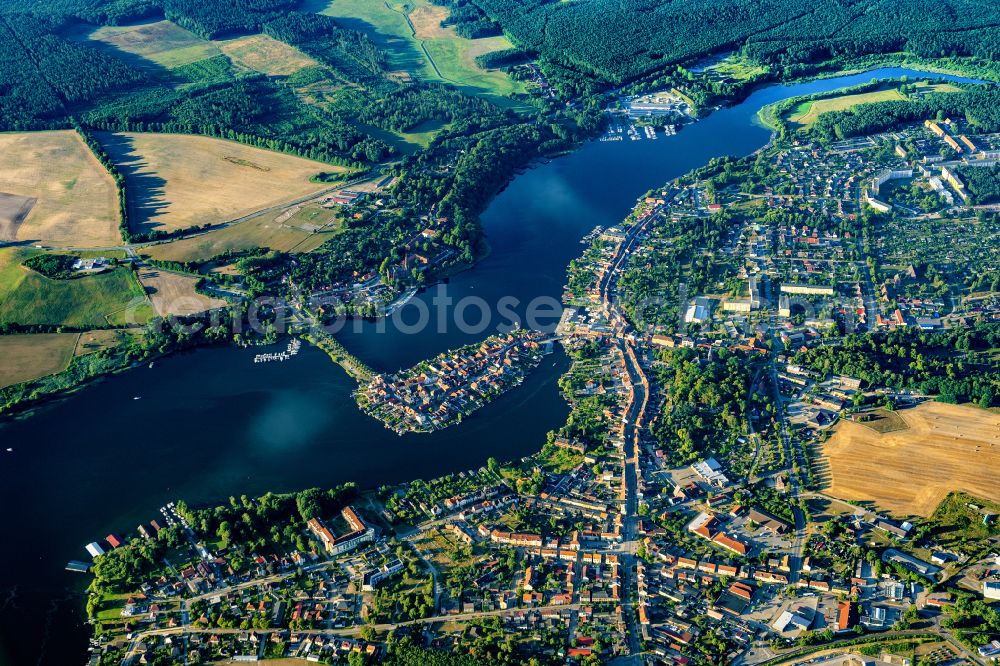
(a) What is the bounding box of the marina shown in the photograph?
[253,338,301,363]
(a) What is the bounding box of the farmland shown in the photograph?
[136,267,227,316]
[144,203,342,263]
[821,401,1000,517]
[0,131,120,247]
[98,132,347,235]
[786,89,907,129]
[0,333,79,388]
[217,34,318,77]
[0,247,153,328]
[0,330,128,388]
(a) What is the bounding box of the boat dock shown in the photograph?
[253,338,302,364]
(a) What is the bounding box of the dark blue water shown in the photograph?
[0,67,983,665]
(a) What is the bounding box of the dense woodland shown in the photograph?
[475,0,1000,86]
[956,165,1000,205]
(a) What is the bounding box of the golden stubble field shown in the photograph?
[99,132,346,234]
[821,401,1000,517]
[0,131,120,246]
[0,330,125,388]
[136,267,227,316]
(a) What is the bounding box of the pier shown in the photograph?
[253,338,301,364]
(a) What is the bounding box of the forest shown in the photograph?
[474,0,1000,86]
[956,165,1000,205]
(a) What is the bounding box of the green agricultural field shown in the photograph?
[787,88,907,128]
[0,248,153,327]
[306,0,525,104]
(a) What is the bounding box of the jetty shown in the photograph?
[253,338,301,364]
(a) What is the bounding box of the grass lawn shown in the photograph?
[787,88,907,129]
[0,247,153,327]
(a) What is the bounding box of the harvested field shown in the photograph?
[821,401,1000,517]
[0,193,36,242]
[0,131,120,246]
[144,203,341,263]
[0,329,131,388]
[0,333,78,388]
[98,132,346,235]
[217,34,317,76]
[137,267,227,316]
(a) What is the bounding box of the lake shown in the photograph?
[0,67,983,665]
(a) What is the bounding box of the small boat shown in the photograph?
[148,362,154,369]
[133,396,141,400]
[5,448,12,452]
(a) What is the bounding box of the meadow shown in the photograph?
[0,131,120,247]
[821,401,1000,517]
[98,132,346,235]
[787,88,907,128]
[217,34,318,77]
[307,0,525,103]
[75,19,220,71]
[144,202,342,263]
[0,247,153,328]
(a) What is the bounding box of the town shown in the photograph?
[356,328,551,433]
[75,98,1000,666]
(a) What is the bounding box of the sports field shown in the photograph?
[144,203,341,263]
[821,401,1000,517]
[98,132,345,235]
[787,89,907,129]
[217,34,318,76]
[0,247,153,328]
[137,267,227,316]
[0,131,120,246]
